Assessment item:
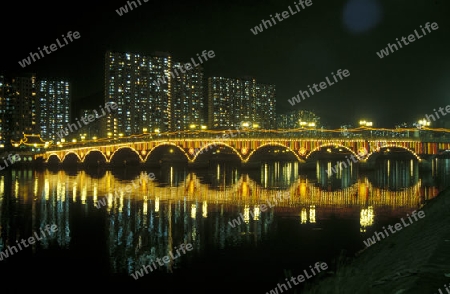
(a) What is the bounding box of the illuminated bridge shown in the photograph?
[36,128,450,167]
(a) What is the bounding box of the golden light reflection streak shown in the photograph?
[119,193,123,211]
[143,198,148,216]
[81,185,87,204]
[57,182,62,202]
[309,205,316,223]
[264,164,268,188]
[191,203,196,219]
[0,176,3,200]
[72,183,77,202]
[253,206,260,221]
[216,164,220,181]
[244,205,250,224]
[301,208,307,224]
[360,206,374,233]
[202,201,207,218]
[33,177,38,199]
[155,197,160,213]
[93,183,98,203]
[14,178,19,199]
[45,179,49,201]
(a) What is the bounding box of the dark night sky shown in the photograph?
[1,0,449,128]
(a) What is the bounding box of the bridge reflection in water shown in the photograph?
[0,159,447,276]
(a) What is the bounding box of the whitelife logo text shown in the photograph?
[18,31,81,68]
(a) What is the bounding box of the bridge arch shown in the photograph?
[110,146,144,163]
[366,145,421,161]
[245,142,303,163]
[192,142,243,162]
[83,149,108,163]
[306,143,360,160]
[61,151,81,163]
[144,143,190,162]
[46,153,62,163]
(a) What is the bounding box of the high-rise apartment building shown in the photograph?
[208,76,276,129]
[277,110,320,129]
[105,50,206,137]
[0,74,10,147]
[256,83,277,129]
[171,61,205,131]
[37,78,71,142]
[0,73,39,147]
[105,51,172,136]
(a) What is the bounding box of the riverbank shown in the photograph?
[302,185,450,294]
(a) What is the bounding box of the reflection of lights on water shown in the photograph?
[45,179,49,201]
[93,183,98,202]
[360,206,374,232]
[202,201,207,218]
[107,193,113,212]
[410,159,414,177]
[143,201,148,215]
[301,208,307,224]
[72,183,77,202]
[33,177,38,197]
[155,197,160,213]
[119,195,123,211]
[309,205,316,223]
[253,206,260,220]
[300,206,316,224]
[244,205,250,223]
[81,185,87,204]
[14,179,19,198]
[217,164,220,181]
[263,164,268,188]
[190,203,196,219]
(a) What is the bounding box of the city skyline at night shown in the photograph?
[1,0,448,130]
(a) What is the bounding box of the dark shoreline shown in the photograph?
[301,185,450,294]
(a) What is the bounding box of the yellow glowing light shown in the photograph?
[301,208,307,224]
[244,205,250,223]
[191,204,196,219]
[202,201,208,218]
[309,205,316,223]
[253,206,260,220]
[360,206,374,232]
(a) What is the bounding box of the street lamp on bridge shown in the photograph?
[359,120,373,127]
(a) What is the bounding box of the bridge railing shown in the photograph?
[45,128,450,151]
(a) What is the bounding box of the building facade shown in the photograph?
[208,76,276,129]
[0,73,40,148]
[37,78,71,142]
[105,50,206,137]
[277,110,320,129]
[171,61,205,132]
